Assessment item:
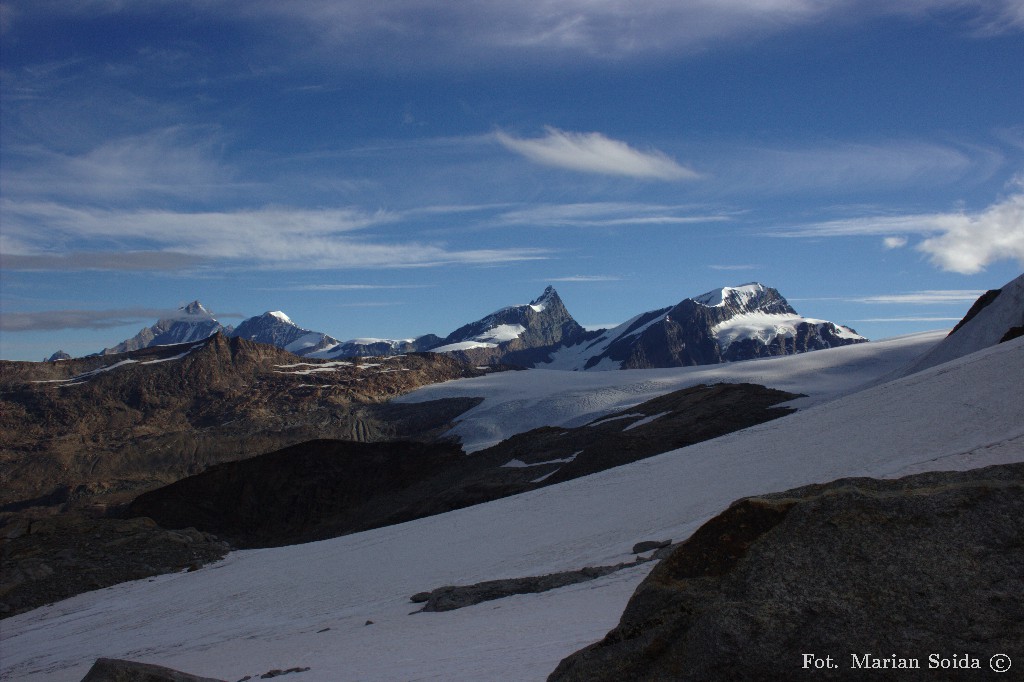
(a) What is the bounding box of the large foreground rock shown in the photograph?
[549,463,1024,681]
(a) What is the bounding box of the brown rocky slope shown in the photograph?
[0,333,489,514]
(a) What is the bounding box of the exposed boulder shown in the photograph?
[79,657,225,682]
[631,540,671,554]
[414,559,650,613]
[549,463,1024,681]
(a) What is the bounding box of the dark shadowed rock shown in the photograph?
[631,540,671,554]
[549,463,1024,681]
[80,657,225,682]
[1,515,228,619]
[414,559,649,612]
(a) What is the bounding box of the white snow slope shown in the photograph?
[3,334,1022,682]
[398,331,946,451]
[899,272,1024,377]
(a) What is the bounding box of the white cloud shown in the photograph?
[230,1,1024,64]
[8,1,1022,67]
[496,202,724,228]
[495,128,699,181]
[853,291,986,305]
[852,317,964,322]
[717,140,985,195]
[916,191,1024,274]
[545,275,623,282]
[1,128,238,203]
[772,189,1024,274]
[709,264,759,271]
[0,201,550,270]
[280,284,436,291]
[883,236,908,249]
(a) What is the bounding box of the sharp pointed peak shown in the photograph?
[530,285,561,307]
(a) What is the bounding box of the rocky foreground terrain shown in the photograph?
[549,462,1024,681]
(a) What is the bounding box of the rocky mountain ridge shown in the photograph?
[79,283,864,370]
[546,283,865,370]
[100,301,227,355]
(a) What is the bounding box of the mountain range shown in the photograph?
[70,282,866,370]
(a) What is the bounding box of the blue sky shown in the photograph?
[1,0,1022,360]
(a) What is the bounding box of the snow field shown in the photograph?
[3,332,1022,681]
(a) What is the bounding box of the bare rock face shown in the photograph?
[549,463,1024,681]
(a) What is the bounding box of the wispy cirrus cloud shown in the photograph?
[279,284,436,291]
[771,186,1024,274]
[709,264,759,271]
[1,307,188,332]
[789,290,986,305]
[544,275,624,283]
[496,202,726,228]
[6,1,1022,67]
[714,140,993,196]
[0,201,550,270]
[495,128,699,181]
[852,291,986,305]
[0,251,207,271]
[852,317,964,323]
[1,128,238,204]
[152,1,1024,60]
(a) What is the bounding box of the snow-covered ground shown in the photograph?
[3,333,1022,682]
[397,331,946,451]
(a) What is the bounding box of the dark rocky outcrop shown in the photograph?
[1,515,229,618]
[128,439,468,548]
[948,288,1003,337]
[631,540,671,554]
[128,383,798,549]
[549,463,1024,681]
[80,658,226,682]
[413,559,651,613]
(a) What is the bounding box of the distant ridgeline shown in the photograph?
[60,282,867,370]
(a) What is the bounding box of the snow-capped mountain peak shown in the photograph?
[100,301,223,355]
[179,300,214,318]
[267,311,293,324]
[545,283,865,370]
[429,286,588,358]
[229,310,339,356]
[693,282,764,307]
